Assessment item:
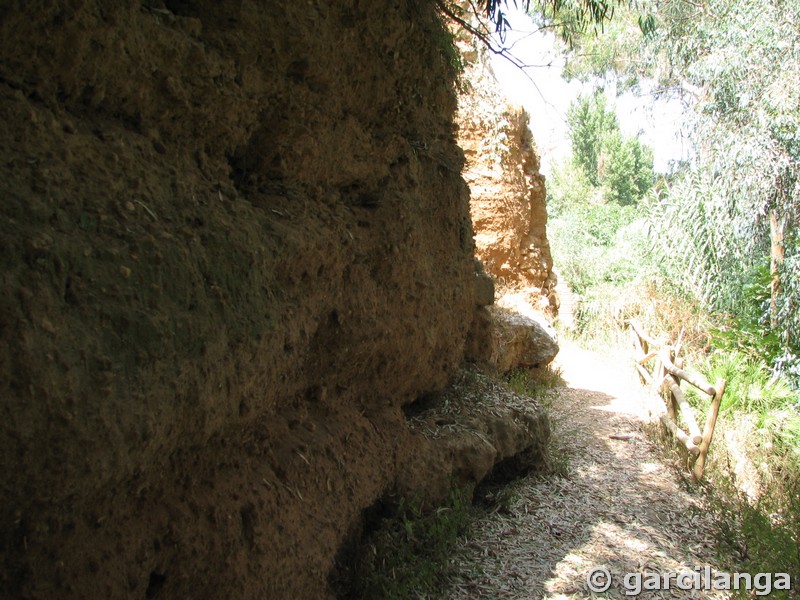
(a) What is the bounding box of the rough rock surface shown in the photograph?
[456,40,556,302]
[473,258,496,306]
[0,2,481,598]
[488,306,560,372]
[453,26,559,374]
[400,366,550,505]
[490,290,560,372]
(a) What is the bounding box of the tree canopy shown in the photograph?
[438,0,626,53]
[553,0,800,378]
[564,92,653,206]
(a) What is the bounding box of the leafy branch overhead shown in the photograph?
[482,0,623,41]
[436,0,627,52]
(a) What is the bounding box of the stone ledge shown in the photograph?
[399,366,550,505]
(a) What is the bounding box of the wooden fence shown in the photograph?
[628,318,727,481]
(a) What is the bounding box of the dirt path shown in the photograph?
[441,339,729,599]
[553,269,578,332]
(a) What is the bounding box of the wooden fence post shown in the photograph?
[664,374,703,445]
[692,378,727,481]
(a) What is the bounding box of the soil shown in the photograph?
[442,339,730,598]
[0,2,481,598]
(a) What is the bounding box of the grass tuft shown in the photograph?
[503,364,564,409]
[344,486,474,599]
[704,474,800,597]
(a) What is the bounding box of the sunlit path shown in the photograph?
[442,340,729,599]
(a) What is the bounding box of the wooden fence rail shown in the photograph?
[628,318,727,480]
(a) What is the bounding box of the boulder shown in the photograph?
[488,305,559,372]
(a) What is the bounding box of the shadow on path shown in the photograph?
[440,340,728,599]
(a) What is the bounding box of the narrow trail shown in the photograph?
[553,269,578,332]
[441,340,729,599]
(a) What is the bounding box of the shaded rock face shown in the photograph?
[456,41,556,301]
[0,2,477,598]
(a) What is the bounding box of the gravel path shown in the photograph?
[440,340,730,599]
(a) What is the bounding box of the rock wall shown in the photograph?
[0,2,479,598]
[456,38,556,304]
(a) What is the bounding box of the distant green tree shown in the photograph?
[567,92,618,186]
[564,92,654,205]
[547,160,595,216]
[629,136,655,198]
[599,131,654,205]
[599,131,635,205]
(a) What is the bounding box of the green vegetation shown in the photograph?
[542,0,800,579]
[703,451,800,598]
[343,486,474,600]
[547,93,655,331]
[504,364,564,407]
[567,92,618,187]
[556,0,800,382]
[479,0,622,42]
[440,0,635,66]
[565,92,654,206]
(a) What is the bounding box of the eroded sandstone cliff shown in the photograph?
[0,2,478,597]
[456,36,556,304]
